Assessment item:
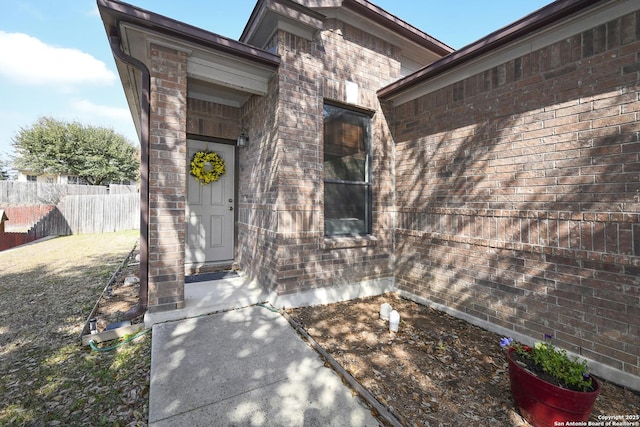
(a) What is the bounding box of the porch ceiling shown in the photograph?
[120,22,276,107]
[98,0,280,139]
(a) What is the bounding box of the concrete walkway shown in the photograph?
[147,280,381,426]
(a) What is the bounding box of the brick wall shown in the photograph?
[246,20,401,296]
[183,60,282,292]
[147,43,188,312]
[393,11,640,377]
[188,21,400,294]
[183,69,283,293]
[180,16,410,297]
[237,77,281,290]
[191,20,403,295]
[187,99,240,139]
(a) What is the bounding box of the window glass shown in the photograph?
[323,103,372,236]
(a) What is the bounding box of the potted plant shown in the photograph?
[500,335,601,427]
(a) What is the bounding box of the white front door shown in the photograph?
[186,140,235,266]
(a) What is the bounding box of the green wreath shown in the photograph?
[190,151,226,185]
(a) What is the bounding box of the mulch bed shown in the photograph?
[288,293,640,426]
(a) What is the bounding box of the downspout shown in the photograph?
[108,34,150,319]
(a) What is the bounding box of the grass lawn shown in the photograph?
[0,230,151,426]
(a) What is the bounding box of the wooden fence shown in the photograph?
[58,194,139,234]
[0,192,140,251]
[106,184,139,194]
[0,182,137,204]
[1,205,56,228]
[0,208,66,251]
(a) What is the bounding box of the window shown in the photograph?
[26,175,37,182]
[323,103,372,236]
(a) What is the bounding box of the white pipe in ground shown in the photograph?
[380,303,392,320]
[389,310,400,332]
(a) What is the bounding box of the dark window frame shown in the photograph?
[323,102,373,237]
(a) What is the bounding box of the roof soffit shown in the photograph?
[117,22,276,110]
[340,0,452,56]
[121,23,274,91]
[98,0,281,120]
[99,0,280,66]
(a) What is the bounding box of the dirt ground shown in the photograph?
[0,231,150,426]
[289,293,640,427]
[92,250,144,333]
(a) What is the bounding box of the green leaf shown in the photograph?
[11,117,140,185]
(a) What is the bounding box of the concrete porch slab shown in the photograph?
[144,276,395,327]
[144,275,268,326]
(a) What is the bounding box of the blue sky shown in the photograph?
[0,0,553,162]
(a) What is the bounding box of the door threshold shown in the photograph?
[185,270,239,283]
[185,262,235,276]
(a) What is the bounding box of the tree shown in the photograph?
[12,117,139,185]
[0,158,10,180]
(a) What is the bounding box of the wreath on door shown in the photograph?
[190,151,226,185]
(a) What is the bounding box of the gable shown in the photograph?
[241,0,453,78]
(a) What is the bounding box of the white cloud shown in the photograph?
[0,31,115,86]
[67,99,138,143]
[70,99,131,121]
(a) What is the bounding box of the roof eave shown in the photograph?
[378,0,602,100]
[341,0,454,56]
[240,0,454,59]
[239,0,327,48]
[97,0,281,68]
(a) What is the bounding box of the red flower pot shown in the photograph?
[507,348,601,427]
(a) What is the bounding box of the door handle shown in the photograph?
[228,206,233,211]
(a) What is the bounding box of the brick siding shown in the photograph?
[238,78,281,290]
[147,43,188,312]
[392,12,640,376]
[254,22,399,295]
[186,21,401,295]
[187,99,240,139]
[138,0,640,383]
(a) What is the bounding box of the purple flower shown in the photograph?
[544,333,554,340]
[500,337,513,348]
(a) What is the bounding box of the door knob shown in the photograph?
[228,206,233,211]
